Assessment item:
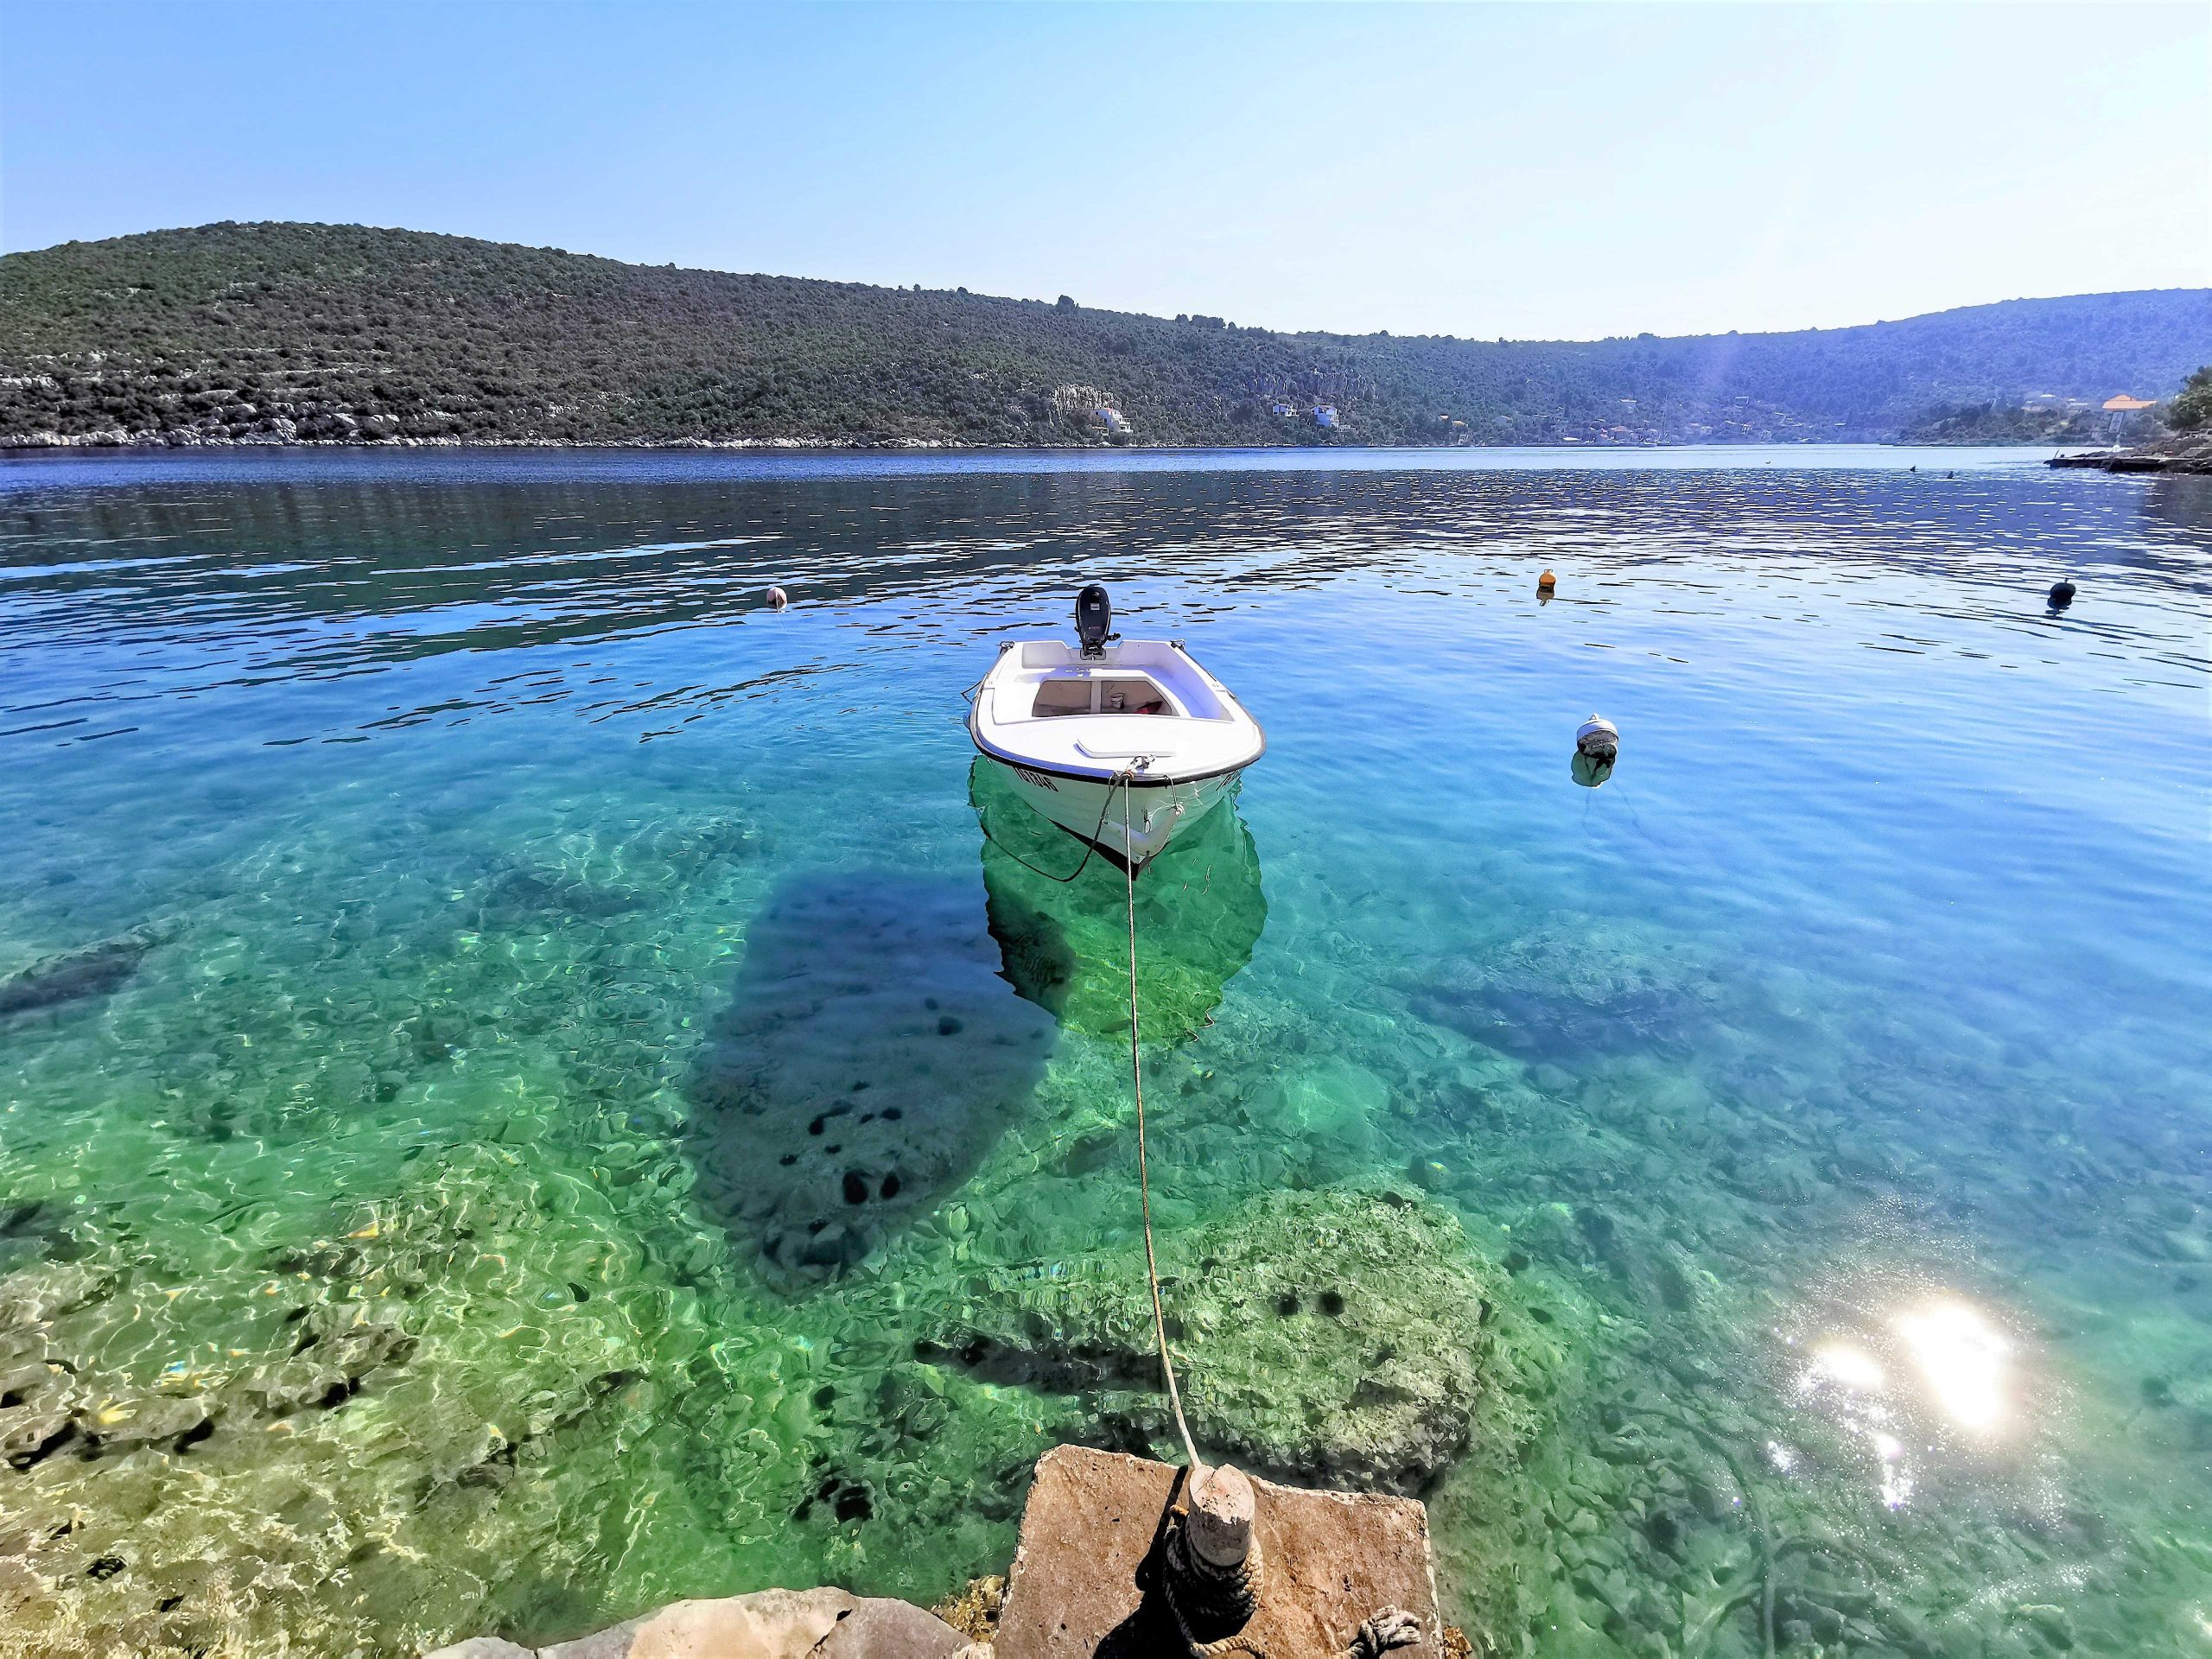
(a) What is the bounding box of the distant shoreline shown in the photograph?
[0,434,2078,457]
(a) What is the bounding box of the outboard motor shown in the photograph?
[1075,583,1114,658]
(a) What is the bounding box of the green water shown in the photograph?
[0,448,2206,1658]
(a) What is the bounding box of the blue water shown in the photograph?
[0,447,2205,1656]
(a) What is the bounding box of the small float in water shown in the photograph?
[967,584,1265,872]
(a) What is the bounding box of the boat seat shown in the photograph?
[1028,675,1173,718]
[1032,678,1094,717]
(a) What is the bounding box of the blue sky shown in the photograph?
[3,2,2202,340]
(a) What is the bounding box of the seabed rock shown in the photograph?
[0,1159,673,1658]
[0,924,168,1020]
[917,1187,1510,1491]
[469,861,648,929]
[1402,919,1728,1063]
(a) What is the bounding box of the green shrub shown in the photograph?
[2166,365,2212,433]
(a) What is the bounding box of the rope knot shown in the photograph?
[1349,1608,1424,1657]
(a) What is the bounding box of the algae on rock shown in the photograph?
[916,1185,1522,1492]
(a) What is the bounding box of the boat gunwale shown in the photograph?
[968,726,1263,788]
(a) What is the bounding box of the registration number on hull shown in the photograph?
[1012,766,1059,792]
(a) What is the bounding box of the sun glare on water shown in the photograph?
[1807,1342,1885,1394]
[1788,1289,2027,1512]
[1893,1298,2012,1435]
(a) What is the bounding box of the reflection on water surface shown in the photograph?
[975,758,1268,1045]
[0,448,2206,1657]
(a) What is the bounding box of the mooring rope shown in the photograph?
[1120,774,1204,1478]
[979,762,1205,1472]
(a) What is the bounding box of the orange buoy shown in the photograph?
[1536,569,1557,592]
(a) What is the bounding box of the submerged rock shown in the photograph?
[685,873,1056,1288]
[1268,1059,1389,1160]
[469,862,645,929]
[916,1187,1507,1491]
[1402,920,1726,1063]
[0,926,164,1020]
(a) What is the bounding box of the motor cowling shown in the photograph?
[1075,583,1113,657]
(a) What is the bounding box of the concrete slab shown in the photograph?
[995,1446,1444,1659]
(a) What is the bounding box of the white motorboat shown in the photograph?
[967,585,1265,873]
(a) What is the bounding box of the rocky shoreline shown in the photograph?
[2047,435,2212,474]
[425,1586,987,1658]
[422,1445,1476,1658]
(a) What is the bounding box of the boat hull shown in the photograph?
[984,758,1240,871]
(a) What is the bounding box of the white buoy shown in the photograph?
[1575,715,1618,763]
[766,586,790,610]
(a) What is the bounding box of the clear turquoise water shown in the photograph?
[0,447,2205,1657]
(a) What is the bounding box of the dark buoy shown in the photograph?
[2048,580,2076,611]
[766,585,790,610]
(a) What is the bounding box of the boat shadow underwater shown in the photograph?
[683,870,1058,1290]
[971,757,1268,1047]
[680,780,1265,1292]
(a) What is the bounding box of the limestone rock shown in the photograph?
[918,1188,1503,1491]
[507,1589,968,1659]
[810,1598,970,1656]
[0,928,161,1019]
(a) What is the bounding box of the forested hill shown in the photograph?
[3,222,2204,449]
